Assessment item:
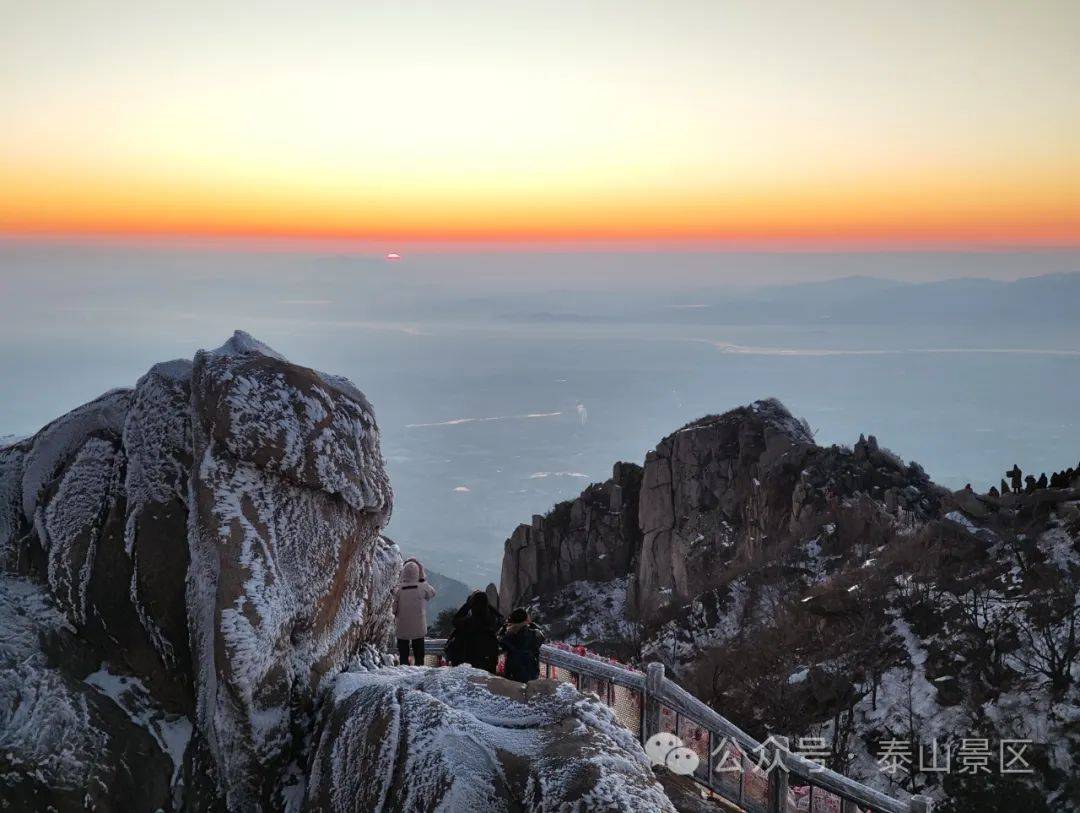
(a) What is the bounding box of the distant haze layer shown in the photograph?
[1,243,1078,583]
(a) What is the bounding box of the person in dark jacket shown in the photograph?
[446,591,502,673]
[498,608,546,683]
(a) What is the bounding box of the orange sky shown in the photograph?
[2,2,1078,248]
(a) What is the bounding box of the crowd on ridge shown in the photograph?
[975,461,1080,498]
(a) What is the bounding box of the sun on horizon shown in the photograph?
[1,1,1078,250]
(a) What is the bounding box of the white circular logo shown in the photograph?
[644,733,699,775]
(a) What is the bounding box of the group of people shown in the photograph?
[391,558,546,683]
[984,462,1080,497]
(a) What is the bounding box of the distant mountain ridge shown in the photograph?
[666,272,1080,325]
[503,271,1080,326]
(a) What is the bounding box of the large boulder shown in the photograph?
[186,333,396,807]
[308,665,676,812]
[0,332,399,809]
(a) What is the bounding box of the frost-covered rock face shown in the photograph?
[308,665,676,812]
[500,461,642,616]
[0,573,176,810]
[0,331,400,810]
[186,337,396,807]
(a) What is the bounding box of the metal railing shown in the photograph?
[416,639,932,813]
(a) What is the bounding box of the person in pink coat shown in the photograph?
[393,558,436,665]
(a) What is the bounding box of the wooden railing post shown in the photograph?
[769,735,790,813]
[644,662,665,740]
[911,795,933,813]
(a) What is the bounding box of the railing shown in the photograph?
[416,639,932,813]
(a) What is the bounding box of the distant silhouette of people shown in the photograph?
[1000,479,1010,494]
[1037,472,1048,489]
[1007,465,1022,493]
[446,591,502,673]
[1025,475,1037,493]
[963,483,973,492]
[988,486,1000,498]
[1050,471,1063,488]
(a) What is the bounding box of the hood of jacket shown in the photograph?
[400,560,421,585]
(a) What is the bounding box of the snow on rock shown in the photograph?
[0,574,174,810]
[0,441,28,567]
[527,577,640,653]
[184,333,397,808]
[209,329,288,361]
[0,332,401,810]
[308,665,676,812]
[84,665,193,805]
[20,388,131,522]
[122,359,195,678]
[42,436,120,625]
[193,331,391,517]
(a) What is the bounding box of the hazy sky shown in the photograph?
[1,1,1078,247]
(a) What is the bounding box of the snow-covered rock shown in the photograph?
[186,334,395,807]
[0,332,400,810]
[0,574,175,810]
[308,665,676,812]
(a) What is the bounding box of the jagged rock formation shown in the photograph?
[499,461,642,615]
[632,401,943,622]
[502,399,1080,810]
[1,332,678,812]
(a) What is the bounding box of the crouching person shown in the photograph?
[394,558,436,665]
[498,608,546,683]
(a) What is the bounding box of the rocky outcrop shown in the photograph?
[499,461,641,615]
[2,332,678,812]
[308,665,675,812]
[0,572,178,811]
[501,399,1080,809]
[185,334,397,807]
[633,400,817,620]
[633,401,942,621]
[0,332,398,809]
[499,399,942,625]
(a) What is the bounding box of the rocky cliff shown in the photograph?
[499,460,642,616]
[0,333,675,812]
[501,399,1080,810]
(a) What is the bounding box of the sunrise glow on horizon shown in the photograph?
[2,1,1078,249]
